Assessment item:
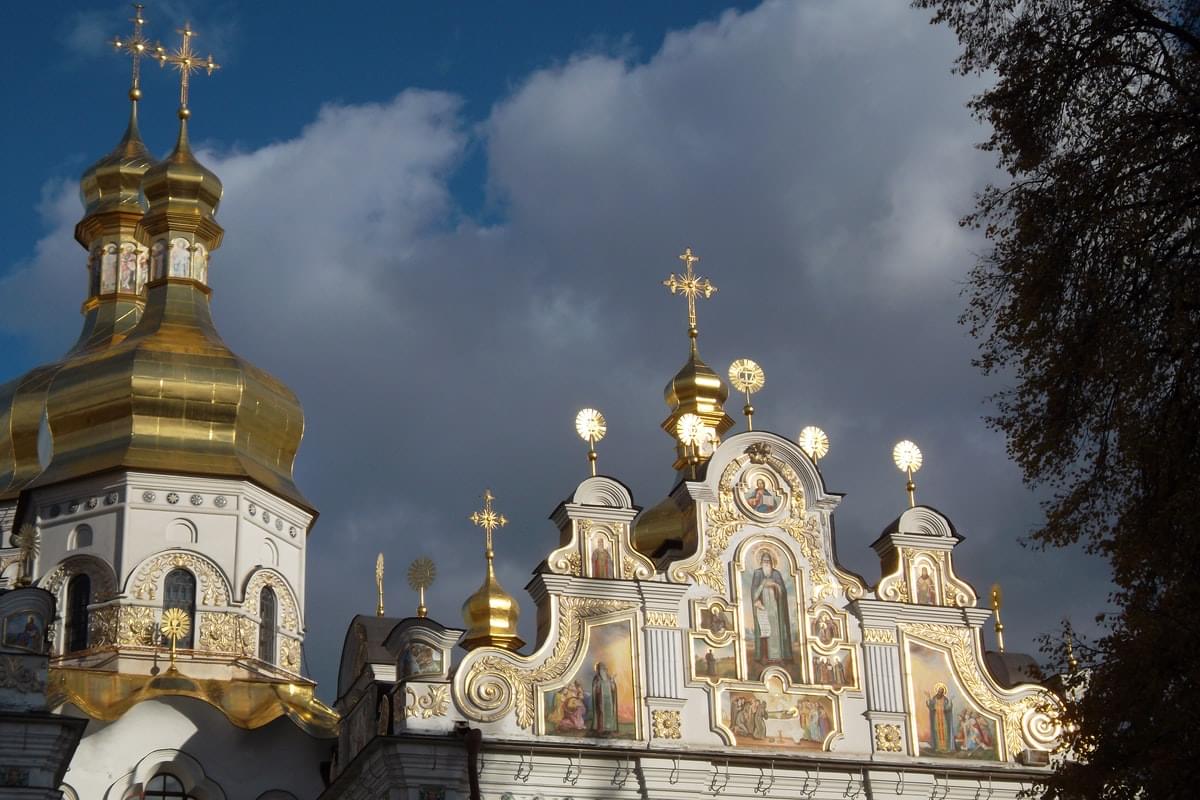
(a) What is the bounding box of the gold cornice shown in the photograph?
[48,665,339,737]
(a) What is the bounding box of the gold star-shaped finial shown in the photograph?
[470,489,508,553]
[154,22,220,114]
[110,4,150,97]
[663,247,717,339]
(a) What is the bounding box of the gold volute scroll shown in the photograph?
[461,490,524,652]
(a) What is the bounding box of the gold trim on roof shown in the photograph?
[48,665,339,737]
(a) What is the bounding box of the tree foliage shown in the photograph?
[914,1,1200,797]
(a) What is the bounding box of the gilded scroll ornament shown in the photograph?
[40,557,117,602]
[405,684,449,719]
[902,623,1061,756]
[198,611,254,655]
[243,569,300,632]
[116,606,156,646]
[280,637,301,671]
[652,709,682,739]
[132,551,230,605]
[457,597,637,728]
[875,723,903,753]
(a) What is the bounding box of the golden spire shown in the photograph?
[575,408,607,477]
[661,247,734,471]
[1063,619,1078,673]
[111,4,150,101]
[155,23,220,118]
[990,583,1006,653]
[461,490,524,651]
[728,359,764,430]
[892,440,923,508]
[375,553,385,616]
[408,558,436,618]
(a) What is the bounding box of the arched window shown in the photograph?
[66,574,91,653]
[258,586,277,663]
[144,773,190,799]
[163,569,196,649]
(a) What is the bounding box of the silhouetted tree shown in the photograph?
[915,1,1200,797]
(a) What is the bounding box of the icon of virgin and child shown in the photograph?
[747,547,799,678]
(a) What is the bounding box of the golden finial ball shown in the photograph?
[990,583,1003,611]
[160,608,191,642]
[728,359,765,394]
[575,408,607,443]
[798,426,830,461]
[676,413,705,446]
[408,558,436,591]
[893,440,923,473]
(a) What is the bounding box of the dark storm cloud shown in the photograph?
[0,0,1108,693]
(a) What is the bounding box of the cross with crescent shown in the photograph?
[155,22,220,113]
[470,489,508,555]
[110,4,150,96]
[663,247,717,337]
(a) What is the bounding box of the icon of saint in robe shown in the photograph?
[926,683,955,752]
[916,566,937,605]
[591,536,613,579]
[751,549,794,667]
[590,661,619,735]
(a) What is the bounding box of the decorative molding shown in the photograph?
[130,550,231,606]
[651,709,682,739]
[197,611,255,656]
[456,597,638,728]
[863,627,897,644]
[645,611,678,628]
[405,684,449,719]
[242,568,301,632]
[874,723,903,753]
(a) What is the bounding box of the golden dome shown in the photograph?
[75,104,153,248]
[3,112,310,512]
[631,493,696,559]
[460,561,525,652]
[661,337,735,471]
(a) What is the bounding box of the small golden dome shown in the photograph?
[461,561,524,651]
[137,116,224,251]
[661,339,735,471]
[631,494,696,559]
[74,104,153,248]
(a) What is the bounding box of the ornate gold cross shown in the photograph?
[110,3,150,96]
[663,247,717,336]
[469,489,507,556]
[155,23,220,113]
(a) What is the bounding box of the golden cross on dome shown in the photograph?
[154,22,220,113]
[469,489,508,554]
[110,4,150,97]
[663,247,717,338]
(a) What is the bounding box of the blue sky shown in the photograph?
[1,1,1110,695]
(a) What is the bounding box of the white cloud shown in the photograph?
[2,0,1109,691]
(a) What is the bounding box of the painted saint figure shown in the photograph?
[745,478,778,513]
[170,238,191,278]
[591,536,613,579]
[590,661,618,735]
[926,683,955,752]
[119,244,138,292]
[704,648,716,677]
[151,241,166,280]
[916,566,937,605]
[750,550,793,666]
[814,612,835,646]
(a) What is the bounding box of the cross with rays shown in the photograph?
[154,23,220,112]
[663,247,717,335]
[469,489,508,555]
[110,4,150,95]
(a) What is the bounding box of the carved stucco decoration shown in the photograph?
[669,454,866,603]
[39,555,118,602]
[902,623,1061,757]
[87,604,156,648]
[455,596,638,728]
[878,549,976,608]
[405,684,450,719]
[130,550,231,606]
[242,568,301,632]
[547,519,654,581]
[0,656,42,693]
[280,636,301,672]
[874,723,903,752]
[651,709,682,739]
[862,627,898,645]
[197,611,255,656]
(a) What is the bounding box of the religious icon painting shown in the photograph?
[151,240,166,280]
[170,237,192,278]
[136,248,149,292]
[719,676,837,751]
[3,612,45,653]
[810,609,841,648]
[119,243,138,293]
[697,603,735,639]
[588,530,615,579]
[736,467,786,519]
[193,244,208,284]
[810,648,856,690]
[739,541,805,683]
[541,618,638,740]
[906,639,1001,760]
[88,247,101,296]
[911,555,941,605]
[400,641,443,679]
[100,244,118,294]
[690,635,738,683]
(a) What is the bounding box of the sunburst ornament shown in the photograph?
[575,408,608,476]
[160,607,191,662]
[728,359,765,430]
[892,440,923,507]
[11,525,40,586]
[407,557,436,618]
[676,413,705,478]
[798,426,830,462]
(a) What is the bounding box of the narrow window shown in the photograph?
[258,586,277,663]
[163,569,196,649]
[66,574,91,653]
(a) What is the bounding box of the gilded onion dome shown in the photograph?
[661,332,735,471]
[0,89,152,499]
[461,491,524,651]
[19,108,311,512]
